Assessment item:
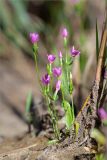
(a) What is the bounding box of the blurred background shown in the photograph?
[0,0,106,138]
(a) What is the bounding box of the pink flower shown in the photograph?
[104,68,107,79]
[41,74,50,85]
[61,28,68,38]
[29,32,39,44]
[98,108,107,120]
[58,51,62,59]
[70,46,80,57]
[56,80,61,92]
[53,67,62,77]
[47,54,56,64]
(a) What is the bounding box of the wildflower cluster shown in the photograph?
[29,28,80,140]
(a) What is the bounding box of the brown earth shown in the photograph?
[0,133,96,160]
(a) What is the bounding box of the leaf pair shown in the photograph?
[63,100,74,130]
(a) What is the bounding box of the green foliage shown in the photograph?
[48,139,58,145]
[61,52,73,100]
[102,119,107,126]
[25,91,32,113]
[30,24,80,140]
[74,121,80,137]
[74,0,84,16]
[63,100,74,130]
[25,91,33,123]
[91,128,105,145]
[96,154,105,160]
[61,67,70,99]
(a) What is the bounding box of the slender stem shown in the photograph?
[33,51,43,89]
[52,105,60,140]
[64,38,68,64]
[60,58,62,66]
[47,84,50,93]
[45,90,60,140]
[71,95,75,122]
[61,86,65,102]
[64,38,70,88]
[49,63,52,75]
[67,69,70,87]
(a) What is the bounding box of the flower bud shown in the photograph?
[61,28,68,38]
[56,80,61,92]
[58,51,62,59]
[53,67,62,77]
[98,108,107,120]
[47,54,56,64]
[29,32,39,44]
[41,74,50,85]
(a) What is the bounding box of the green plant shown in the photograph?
[29,28,80,140]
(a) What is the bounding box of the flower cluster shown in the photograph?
[29,28,80,140]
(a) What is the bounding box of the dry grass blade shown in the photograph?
[95,29,107,82]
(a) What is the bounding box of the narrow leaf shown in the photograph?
[48,139,58,145]
[74,121,80,137]
[25,91,32,113]
[91,128,105,145]
[63,100,74,129]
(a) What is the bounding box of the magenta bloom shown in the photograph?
[56,80,61,92]
[58,51,62,59]
[29,32,39,44]
[98,108,107,120]
[70,46,80,57]
[42,74,50,85]
[104,69,107,79]
[47,54,56,64]
[61,28,68,38]
[53,67,62,77]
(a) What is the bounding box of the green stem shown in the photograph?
[61,86,65,102]
[60,58,62,66]
[33,50,43,91]
[49,63,52,75]
[45,92,60,140]
[71,95,75,122]
[64,38,70,88]
[52,103,60,140]
[63,37,67,63]
[33,52,39,79]
[66,69,70,87]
